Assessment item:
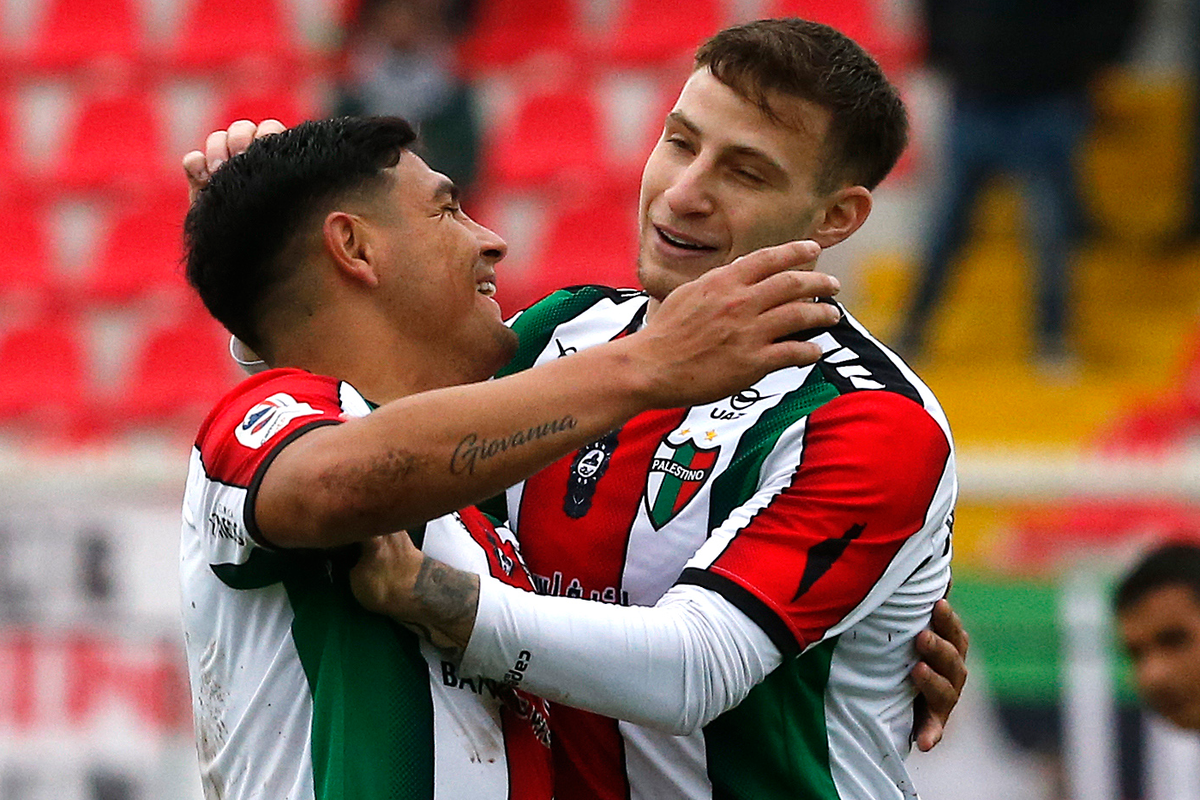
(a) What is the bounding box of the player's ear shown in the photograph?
[810,186,872,249]
[323,211,380,288]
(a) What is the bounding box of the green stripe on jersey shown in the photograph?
[285,557,434,800]
[498,287,614,378]
[707,370,840,532]
[705,638,840,800]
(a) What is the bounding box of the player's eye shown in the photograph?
[734,167,766,185]
[665,135,694,153]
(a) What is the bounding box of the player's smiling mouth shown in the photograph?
[656,226,718,252]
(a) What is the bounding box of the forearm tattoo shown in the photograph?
[321,447,426,501]
[450,416,578,475]
[410,556,480,657]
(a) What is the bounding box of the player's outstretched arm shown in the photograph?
[257,241,841,548]
[350,536,970,737]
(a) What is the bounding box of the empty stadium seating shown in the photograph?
[483,74,608,190]
[498,183,640,313]
[25,0,144,73]
[166,0,300,72]
[600,0,725,67]
[50,89,173,195]
[110,312,241,434]
[83,190,191,306]
[0,195,58,306]
[0,311,89,441]
[457,0,582,73]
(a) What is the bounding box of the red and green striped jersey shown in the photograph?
[180,368,552,800]
[495,287,956,800]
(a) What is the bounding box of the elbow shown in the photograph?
[629,698,708,736]
[255,456,379,549]
[254,481,347,549]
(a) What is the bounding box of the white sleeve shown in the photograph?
[457,578,783,735]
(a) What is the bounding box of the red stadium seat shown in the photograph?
[483,79,606,191]
[498,185,640,314]
[111,313,241,434]
[600,0,725,67]
[84,191,191,306]
[50,90,172,195]
[0,196,59,306]
[168,0,300,73]
[211,83,317,131]
[0,89,33,194]
[26,0,143,72]
[0,312,89,440]
[458,0,582,73]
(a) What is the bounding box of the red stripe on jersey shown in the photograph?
[195,368,346,487]
[460,506,556,796]
[516,407,685,800]
[500,693,554,800]
[705,391,951,650]
[551,707,627,800]
[458,506,538,592]
[673,445,718,517]
[517,407,686,600]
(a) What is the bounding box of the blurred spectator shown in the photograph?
[334,0,481,194]
[1170,0,1200,246]
[897,0,1144,369]
[1114,541,1200,732]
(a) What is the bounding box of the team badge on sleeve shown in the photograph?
[644,434,719,530]
[235,393,322,449]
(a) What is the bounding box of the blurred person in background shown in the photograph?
[897,0,1144,370]
[334,0,481,195]
[1115,541,1200,732]
[1168,0,1200,247]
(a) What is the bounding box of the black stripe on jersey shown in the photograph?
[792,522,865,602]
[797,303,924,406]
[243,418,343,549]
[678,568,800,658]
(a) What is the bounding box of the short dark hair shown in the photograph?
[1114,542,1200,614]
[184,116,417,352]
[695,17,908,193]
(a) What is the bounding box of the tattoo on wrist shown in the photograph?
[450,416,579,475]
[411,557,479,653]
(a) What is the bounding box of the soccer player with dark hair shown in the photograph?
[1115,542,1200,731]
[178,114,849,800]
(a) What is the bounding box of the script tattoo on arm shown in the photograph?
[407,556,480,658]
[449,416,579,475]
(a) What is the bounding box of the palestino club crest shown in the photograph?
[644,433,720,530]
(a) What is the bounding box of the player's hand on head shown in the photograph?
[634,240,841,407]
[911,598,970,751]
[183,118,287,204]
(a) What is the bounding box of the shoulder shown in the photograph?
[194,368,356,488]
[498,285,648,378]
